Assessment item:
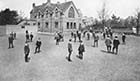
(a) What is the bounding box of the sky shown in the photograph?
[0,0,140,19]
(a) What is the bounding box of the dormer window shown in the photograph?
[68,7,75,18]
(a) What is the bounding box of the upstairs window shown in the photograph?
[45,22,49,28]
[46,11,49,18]
[41,14,44,18]
[68,7,75,18]
[55,9,58,17]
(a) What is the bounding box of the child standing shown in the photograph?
[112,36,120,54]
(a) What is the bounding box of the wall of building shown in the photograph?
[34,2,82,33]
[6,25,37,34]
[62,4,82,32]
[0,26,6,36]
[64,3,79,19]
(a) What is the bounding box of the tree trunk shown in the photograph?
[136,19,139,34]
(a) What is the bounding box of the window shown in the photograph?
[38,22,40,28]
[79,23,81,30]
[45,22,49,28]
[68,7,75,18]
[55,22,58,28]
[67,22,69,29]
[34,16,37,18]
[46,15,48,18]
[38,12,41,18]
[21,26,25,29]
[46,11,48,18]
[33,23,36,25]
[41,14,44,18]
[74,23,76,29]
[55,9,58,17]
[70,22,73,29]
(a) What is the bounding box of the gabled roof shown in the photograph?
[30,1,79,15]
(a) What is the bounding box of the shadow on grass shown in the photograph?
[100,50,114,55]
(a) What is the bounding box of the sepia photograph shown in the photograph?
[0,0,140,81]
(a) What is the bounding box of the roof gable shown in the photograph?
[31,1,79,16]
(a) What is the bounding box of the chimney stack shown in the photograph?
[48,0,51,3]
[32,3,35,8]
[57,1,60,4]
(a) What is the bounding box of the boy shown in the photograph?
[93,34,99,47]
[78,41,85,59]
[8,34,14,49]
[34,38,42,54]
[112,36,120,54]
[73,32,77,42]
[87,32,90,40]
[122,33,126,44]
[24,42,30,62]
[105,36,112,52]
[30,32,34,42]
[67,39,73,62]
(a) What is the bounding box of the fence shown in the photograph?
[6,25,37,34]
[0,26,6,36]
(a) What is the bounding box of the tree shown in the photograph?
[111,14,120,24]
[98,0,109,28]
[111,14,122,27]
[17,10,26,22]
[124,16,136,29]
[135,8,140,34]
[0,8,19,25]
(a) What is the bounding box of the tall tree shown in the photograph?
[98,0,109,29]
[135,8,140,34]
[0,8,18,25]
[111,14,121,27]
[111,14,120,24]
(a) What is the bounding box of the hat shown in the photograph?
[69,39,72,42]
[115,36,118,38]
[106,36,110,39]
[114,36,118,40]
[107,35,110,38]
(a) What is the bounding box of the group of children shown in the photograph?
[24,37,42,62]
[67,39,85,62]
[54,32,64,45]
[71,31,82,42]
[24,30,42,62]
[25,30,34,42]
[105,33,126,54]
[8,32,16,49]
[66,30,126,62]
[8,29,126,63]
